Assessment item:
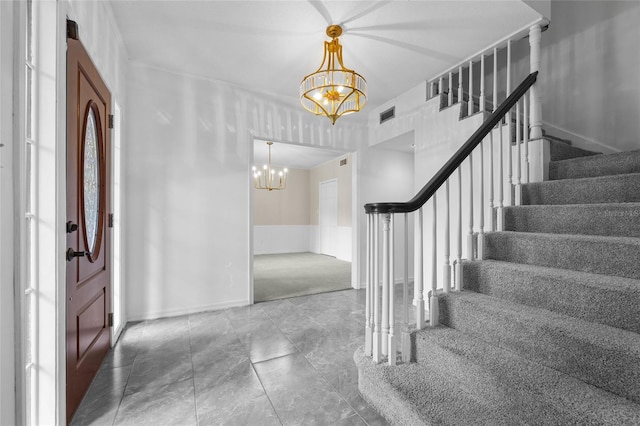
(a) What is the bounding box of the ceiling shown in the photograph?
[109,1,542,120]
[253,139,347,170]
[108,1,542,165]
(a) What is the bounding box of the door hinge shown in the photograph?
[108,213,114,228]
[67,19,79,40]
[108,114,114,129]
[108,313,114,327]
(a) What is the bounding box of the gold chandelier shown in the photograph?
[252,142,288,191]
[300,25,367,125]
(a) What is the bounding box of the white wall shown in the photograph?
[540,0,640,153]
[124,62,366,320]
[356,140,415,287]
[0,2,15,424]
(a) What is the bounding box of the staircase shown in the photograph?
[355,148,640,425]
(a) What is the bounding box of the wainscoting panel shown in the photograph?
[309,225,352,262]
[254,225,311,255]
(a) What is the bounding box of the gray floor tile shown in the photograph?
[71,365,131,426]
[73,289,387,426]
[195,362,280,425]
[125,351,193,395]
[254,352,357,425]
[114,379,196,426]
[234,320,298,363]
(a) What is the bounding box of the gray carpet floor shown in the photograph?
[254,252,352,302]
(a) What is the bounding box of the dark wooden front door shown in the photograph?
[66,36,112,423]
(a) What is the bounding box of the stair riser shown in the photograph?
[549,141,598,161]
[549,150,640,180]
[463,261,640,334]
[355,357,424,426]
[439,294,640,404]
[411,328,640,425]
[522,173,640,205]
[484,232,640,280]
[504,205,640,238]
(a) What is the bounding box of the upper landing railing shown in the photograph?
[362,21,547,365]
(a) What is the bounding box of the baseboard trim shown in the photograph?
[126,298,248,322]
[542,121,621,154]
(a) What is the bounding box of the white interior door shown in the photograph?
[319,179,338,257]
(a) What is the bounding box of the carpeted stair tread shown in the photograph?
[504,203,640,237]
[550,149,640,180]
[439,291,640,403]
[522,172,640,205]
[356,326,640,426]
[462,260,640,333]
[355,346,529,426]
[549,139,599,161]
[412,326,640,425]
[485,231,640,279]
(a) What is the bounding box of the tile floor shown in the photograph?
[70,289,388,425]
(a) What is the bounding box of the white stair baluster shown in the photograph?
[455,167,463,291]
[489,131,496,232]
[498,120,505,231]
[415,208,425,329]
[480,54,486,112]
[524,92,530,183]
[468,60,474,116]
[448,71,454,106]
[443,180,451,293]
[381,214,390,357]
[430,196,439,326]
[458,66,464,105]
[493,47,498,112]
[478,141,485,260]
[402,213,410,362]
[438,77,444,101]
[373,214,381,363]
[467,154,475,260]
[507,39,514,206]
[515,99,522,205]
[388,214,397,365]
[529,24,543,140]
[365,214,372,356]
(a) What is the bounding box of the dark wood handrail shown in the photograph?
[365,71,538,214]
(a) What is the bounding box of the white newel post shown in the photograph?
[443,180,451,293]
[387,214,397,365]
[381,214,390,357]
[365,214,372,356]
[455,168,463,291]
[402,213,410,362]
[415,208,425,329]
[430,197,439,326]
[529,24,543,140]
[373,214,381,363]
[527,23,549,183]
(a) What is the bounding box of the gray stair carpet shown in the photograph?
[356,147,640,424]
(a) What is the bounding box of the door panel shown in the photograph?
[319,180,338,257]
[66,37,111,424]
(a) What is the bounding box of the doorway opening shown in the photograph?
[251,138,354,303]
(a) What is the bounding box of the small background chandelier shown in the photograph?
[253,142,288,191]
[300,25,367,125]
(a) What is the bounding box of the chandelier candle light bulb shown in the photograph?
[300,25,367,125]
[253,142,288,191]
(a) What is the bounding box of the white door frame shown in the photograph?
[318,178,338,257]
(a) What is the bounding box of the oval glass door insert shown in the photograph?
[83,107,100,255]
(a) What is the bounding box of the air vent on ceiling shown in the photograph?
[379,106,395,124]
[339,158,347,166]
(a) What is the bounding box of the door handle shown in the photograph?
[66,221,79,233]
[66,248,86,262]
